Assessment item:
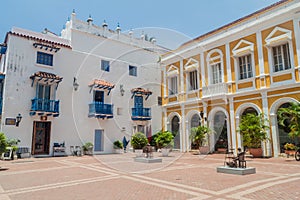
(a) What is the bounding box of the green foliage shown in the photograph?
[278,102,300,138]
[0,133,7,154]
[284,143,296,150]
[82,142,93,151]
[190,125,211,148]
[131,132,148,149]
[155,131,174,149]
[239,113,269,148]
[113,140,123,149]
[6,138,20,151]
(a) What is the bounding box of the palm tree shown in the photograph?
[190,125,210,149]
[278,102,300,139]
[239,113,269,148]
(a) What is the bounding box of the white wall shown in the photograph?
[1,22,162,155]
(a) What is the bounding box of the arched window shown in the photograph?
[242,107,258,116]
[171,116,180,149]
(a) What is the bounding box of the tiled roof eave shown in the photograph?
[7,31,71,49]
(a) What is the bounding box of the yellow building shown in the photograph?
[161,0,300,157]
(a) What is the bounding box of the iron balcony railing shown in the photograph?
[131,107,151,120]
[31,98,59,113]
[89,102,113,118]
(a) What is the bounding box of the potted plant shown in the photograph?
[155,131,174,156]
[190,125,211,154]
[6,138,20,160]
[82,142,93,155]
[278,102,300,139]
[0,133,7,162]
[239,113,269,158]
[131,132,148,157]
[113,140,123,154]
[284,143,296,156]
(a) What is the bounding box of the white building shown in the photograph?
[0,11,164,156]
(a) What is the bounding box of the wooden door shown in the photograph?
[32,121,51,155]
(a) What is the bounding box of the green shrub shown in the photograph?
[0,133,7,154]
[113,140,123,149]
[82,142,93,151]
[155,131,174,149]
[131,132,148,149]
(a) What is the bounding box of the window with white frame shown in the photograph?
[37,52,53,66]
[188,70,198,91]
[211,63,222,84]
[168,76,178,95]
[129,65,137,76]
[101,60,110,72]
[272,43,291,72]
[238,54,253,80]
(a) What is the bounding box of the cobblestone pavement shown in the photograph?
[0,152,299,200]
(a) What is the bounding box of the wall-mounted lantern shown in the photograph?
[73,77,79,91]
[16,113,22,127]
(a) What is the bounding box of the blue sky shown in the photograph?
[1,0,279,49]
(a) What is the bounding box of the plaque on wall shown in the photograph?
[5,118,16,125]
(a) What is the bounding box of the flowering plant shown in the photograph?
[284,143,296,150]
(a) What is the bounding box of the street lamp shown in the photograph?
[16,113,22,127]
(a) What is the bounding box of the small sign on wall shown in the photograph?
[5,118,16,125]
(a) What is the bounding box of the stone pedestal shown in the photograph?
[216,166,256,175]
[134,157,162,163]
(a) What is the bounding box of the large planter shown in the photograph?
[285,150,296,156]
[217,148,227,154]
[249,148,262,158]
[134,149,143,157]
[114,148,123,154]
[199,146,209,154]
[161,148,170,157]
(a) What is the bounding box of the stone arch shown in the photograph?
[269,97,299,157]
[167,112,181,150]
[185,110,201,150]
[208,107,231,152]
[235,103,262,149]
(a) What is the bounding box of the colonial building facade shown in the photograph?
[161,0,300,157]
[0,12,163,156]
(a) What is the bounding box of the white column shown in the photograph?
[256,31,265,75]
[256,31,266,88]
[270,114,279,157]
[163,66,167,98]
[203,102,208,126]
[229,97,237,152]
[163,108,168,131]
[261,91,271,157]
[200,53,206,88]
[180,59,184,94]
[293,18,300,74]
[225,43,232,83]
[181,104,186,152]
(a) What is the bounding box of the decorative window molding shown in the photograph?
[265,27,295,85]
[184,58,198,72]
[184,58,199,92]
[206,49,224,85]
[265,27,292,46]
[232,39,254,57]
[168,76,178,96]
[232,40,256,92]
[167,65,179,77]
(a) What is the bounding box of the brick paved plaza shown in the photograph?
[0,152,299,200]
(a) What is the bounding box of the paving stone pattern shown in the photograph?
[0,152,299,200]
